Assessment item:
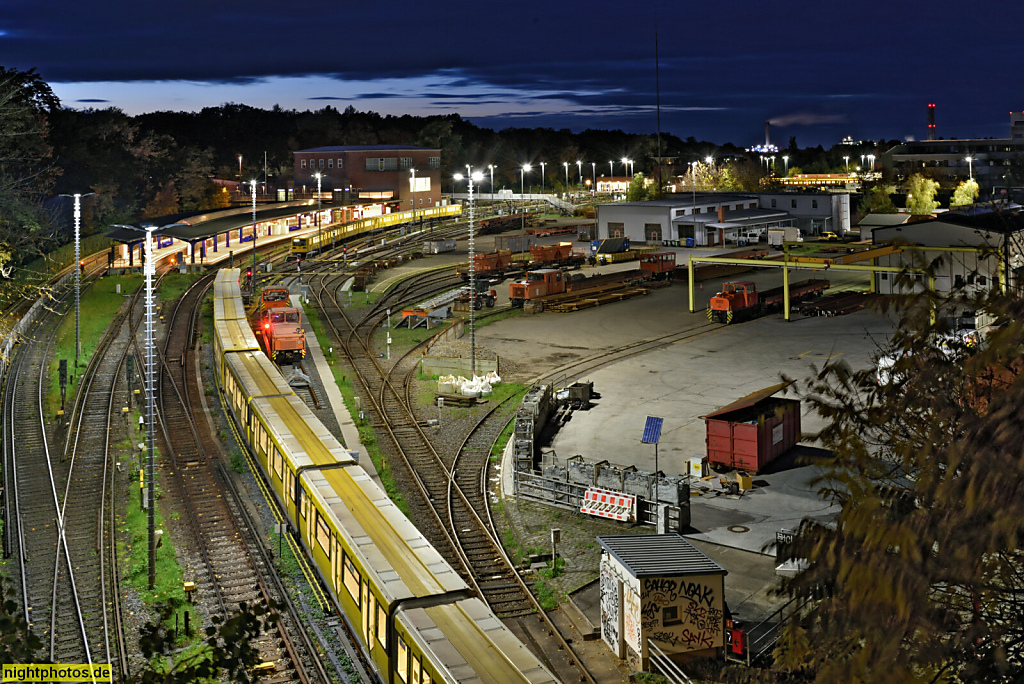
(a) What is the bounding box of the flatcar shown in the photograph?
[291,205,462,259]
[212,270,556,684]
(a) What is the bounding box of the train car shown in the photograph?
[529,242,584,269]
[291,205,462,259]
[255,288,306,364]
[213,268,557,684]
[639,251,677,280]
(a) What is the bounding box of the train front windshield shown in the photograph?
[292,238,306,248]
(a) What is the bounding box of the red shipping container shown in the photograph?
[703,382,800,473]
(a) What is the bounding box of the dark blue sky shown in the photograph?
[3,0,1021,147]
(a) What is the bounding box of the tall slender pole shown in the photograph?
[540,161,546,194]
[73,194,82,366]
[468,172,477,376]
[411,168,416,232]
[316,173,322,254]
[564,162,569,194]
[144,227,156,590]
[577,161,582,190]
[250,181,258,279]
[656,20,662,198]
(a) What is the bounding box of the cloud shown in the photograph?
[768,112,847,127]
[75,98,109,103]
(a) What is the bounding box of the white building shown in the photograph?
[596,192,850,247]
[870,207,1024,294]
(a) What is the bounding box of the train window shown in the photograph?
[285,312,299,323]
[376,602,387,646]
[297,484,306,517]
[411,656,420,684]
[272,446,283,478]
[258,425,267,455]
[315,511,331,557]
[422,670,431,684]
[397,637,409,682]
[343,554,360,602]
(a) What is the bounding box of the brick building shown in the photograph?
[293,145,442,210]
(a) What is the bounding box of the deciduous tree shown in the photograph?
[906,173,940,215]
[951,179,980,207]
[775,277,1024,682]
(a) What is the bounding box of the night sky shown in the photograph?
[3,0,1021,147]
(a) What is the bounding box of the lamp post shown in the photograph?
[770,156,776,175]
[237,154,242,183]
[965,156,974,181]
[488,164,495,204]
[410,168,416,233]
[247,180,259,282]
[783,155,789,177]
[844,156,850,173]
[520,164,531,237]
[314,172,322,255]
[860,154,865,170]
[563,161,569,195]
[591,162,596,195]
[60,192,94,366]
[143,225,156,590]
[540,161,546,194]
[454,170,484,375]
[867,154,875,172]
[576,160,583,190]
[608,161,614,195]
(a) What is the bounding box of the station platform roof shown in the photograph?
[105,200,322,243]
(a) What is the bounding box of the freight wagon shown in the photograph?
[529,242,585,269]
[213,270,556,684]
[508,255,671,307]
[707,279,829,324]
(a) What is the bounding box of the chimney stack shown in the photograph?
[765,121,771,148]
[927,103,936,140]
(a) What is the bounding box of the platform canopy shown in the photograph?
[105,201,320,243]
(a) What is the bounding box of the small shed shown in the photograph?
[598,534,727,672]
[703,382,800,473]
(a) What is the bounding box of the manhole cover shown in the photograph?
[728,525,750,533]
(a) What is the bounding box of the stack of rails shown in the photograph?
[799,291,881,317]
[212,270,557,684]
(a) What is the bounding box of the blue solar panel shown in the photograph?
[641,416,663,444]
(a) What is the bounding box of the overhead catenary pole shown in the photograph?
[73,194,82,365]
[249,180,258,281]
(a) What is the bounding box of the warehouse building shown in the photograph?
[596,192,850,246]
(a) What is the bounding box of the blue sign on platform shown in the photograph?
[641,416,663,444]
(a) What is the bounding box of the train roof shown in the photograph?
[399,598,558,684]
[305,465,467,603]
[216,319,261,354]
[214,294,249,322]
[254,394,352,466]
[225,350,295,397]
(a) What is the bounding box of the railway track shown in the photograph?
[148,274,325,684]
[4,271,133,674]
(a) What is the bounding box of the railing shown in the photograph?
[647,639,695,684]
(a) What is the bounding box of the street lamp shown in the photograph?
[867,154,875,172]
[540,161,546,194]
[488,164,495,203]
[237,154,242,182]
[454,170,485,376]
[844,156,850,172]
[770,156,776,175]
[591,162,596,194]
[314,172,323,255]
[783,155,789,176]
[246,180,259,282]
[410,168,416,234]
[576,160,583,190]
[563,161,569,194]
[965,156,974,181]
[608,161,614,196]
[520,164,532,249]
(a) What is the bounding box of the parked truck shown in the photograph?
[707,279,830,323]
[767,226,803,248]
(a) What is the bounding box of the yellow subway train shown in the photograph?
[212,270,554,684]
[290,205,462,259]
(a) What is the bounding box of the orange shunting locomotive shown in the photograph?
[257,287,306,364]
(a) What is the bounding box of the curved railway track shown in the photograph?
[4,272,134,674]
[307,265,597,683]
[146,274,325,684]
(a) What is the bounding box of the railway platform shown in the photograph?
[291,294,378,485]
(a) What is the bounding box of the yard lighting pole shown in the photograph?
[966,156,974,181]
[591,163,596,194]
[61,192,94,367]
[314,172,322,254]
[247,180,259,283]
[144,226,156,590]
[844,156,850,173]
[576,160,583,190]
[410,168,416,232]
[608,161,614,195]
[540,161,546,194]
[455,170,484,375]
[783,155,789,176]
[488,165,495,204]
[520,164,531,241]
[867,154,875,172]
[563,162,569,194]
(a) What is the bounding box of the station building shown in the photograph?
[292,145,442,211]
[596,192,850,247]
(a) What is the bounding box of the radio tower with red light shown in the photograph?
[928,103,936,140]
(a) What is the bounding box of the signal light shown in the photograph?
[246,268,253,277]
[264,322,270,329]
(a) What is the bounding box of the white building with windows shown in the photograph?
[596,192,850,247]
